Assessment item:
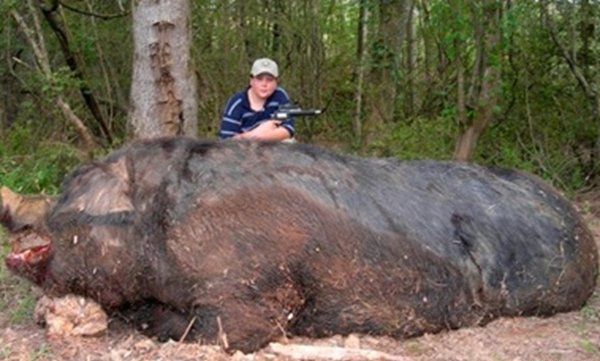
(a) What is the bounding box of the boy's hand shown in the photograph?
[235,120,282,140]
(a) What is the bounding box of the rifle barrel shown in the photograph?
[274,109,321,119]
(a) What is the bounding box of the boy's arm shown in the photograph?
[235,121,291,141]
[218,97,243,139]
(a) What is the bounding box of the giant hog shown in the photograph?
[2,137,597,353]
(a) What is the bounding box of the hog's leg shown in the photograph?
[188,276,305,353]
[124,281,304,352]
[121,300,200,342]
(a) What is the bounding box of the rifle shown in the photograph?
[272,103,322,121]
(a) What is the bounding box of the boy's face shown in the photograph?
[250,73,278,100]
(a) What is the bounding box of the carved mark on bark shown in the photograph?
[150,20,183,135]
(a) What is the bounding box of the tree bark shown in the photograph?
[129,0,198,139]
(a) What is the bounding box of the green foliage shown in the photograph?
[475,110,597,194]
[0,125,82,194]
[40,67,83,98]
[30,344,53,361]
[580,338,599,354]
[0,346,10,360]
[8,290,36,324]
[367,117,458,160]
[0,341,54,361]
[581,304,599,322]
[0,0,597,194]
[0,0,18,18]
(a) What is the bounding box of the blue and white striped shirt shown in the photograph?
[219,87,295,139]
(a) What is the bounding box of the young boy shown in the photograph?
[219,58,294,141]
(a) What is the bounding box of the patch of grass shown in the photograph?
[403,340,428,356]
[0,346,12,359]
[580,304,599,322]
[492,354,506,361]
[0,139,83,195]
[9,292,37,324]
[580,338,599,354]
[0,230,14,313]
[579,287,600,324]
[29,343,52,361]
[1,228,37,325]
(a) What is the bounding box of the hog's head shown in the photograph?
[1,155,156,309]
[1,186,55,285]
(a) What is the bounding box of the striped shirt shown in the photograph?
[219,87,295,139]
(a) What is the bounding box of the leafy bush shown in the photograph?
[0,126,83,195]
[0,125,81,327]
[367,116,459,160]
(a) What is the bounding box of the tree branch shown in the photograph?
[58,0,131,20]
[11,3,97,154]
[540,1,596,101]
[36,0,113,143]
[10,9,50,74]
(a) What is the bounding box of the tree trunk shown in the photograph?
[368,0,408,126]
[455,37,466,126]
[235,0,252,61]
[453,0,502,162]
[353,0,369,140]
[271,0,284,54]
[466,2,484,110]
[0,101,4,138]
[451,0,466,126]
[579,0,593,82]
[418,0,435,115]
[129,0,198,139]
[454,66,497,161]
[84,0,127,128]
[404,0,415,117]
[308,0,324,109]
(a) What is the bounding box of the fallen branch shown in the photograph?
[178,316,196,342]
[267,342,410,361]
[216,316,229,350]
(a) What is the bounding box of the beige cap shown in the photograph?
[250,58,279,77]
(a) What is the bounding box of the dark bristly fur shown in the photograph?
[2,137,598,353]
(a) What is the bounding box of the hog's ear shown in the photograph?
[1,186,55,231]
[55,156,134,217]
[109,155,131,184]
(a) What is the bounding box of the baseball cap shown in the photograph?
[251,58,279,77]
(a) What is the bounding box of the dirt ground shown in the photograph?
[1,210,599,361]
